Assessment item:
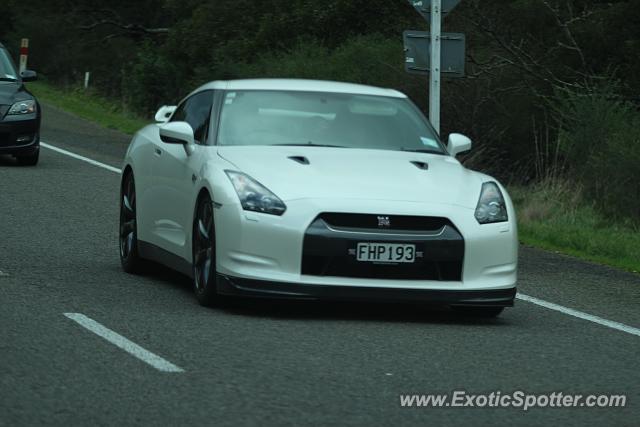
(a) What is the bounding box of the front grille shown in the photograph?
[301,214,464,281]
[0,105,8,119]
[319,213,453,232]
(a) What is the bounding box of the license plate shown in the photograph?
[356,243,416,263]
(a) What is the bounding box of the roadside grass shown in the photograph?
[26,80,148,135]
[510,179,640,273]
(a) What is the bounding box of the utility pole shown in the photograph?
[429,0,441,134]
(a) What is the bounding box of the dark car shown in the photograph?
[0,42,40,166]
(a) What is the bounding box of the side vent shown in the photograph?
[411,161,429,170]
[288,156,310,165]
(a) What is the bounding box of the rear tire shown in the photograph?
[119,171,145,274]
[193,192,218,307]
[16,149,39,166]
[452,306,505,318]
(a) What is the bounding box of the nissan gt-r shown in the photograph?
[119,79,518,316]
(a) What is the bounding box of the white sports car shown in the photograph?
[120,79,517,316]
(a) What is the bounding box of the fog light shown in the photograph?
[16,135,34,143]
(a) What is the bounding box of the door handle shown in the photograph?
[154,148,162,156]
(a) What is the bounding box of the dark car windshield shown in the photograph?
[0,48,18,80]
[218,90,444,153]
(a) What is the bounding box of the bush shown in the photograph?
[554,85,640,222]
[122,44,182,116]
[226,34,410,91]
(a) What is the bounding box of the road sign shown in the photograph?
[404,0,464,134]
[403,31,465,77]
[409,0,461,20]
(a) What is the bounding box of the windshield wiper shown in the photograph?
[271,142,348,148]
[0,77,18,82]
[400,147,444,155]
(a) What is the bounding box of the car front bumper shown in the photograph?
[0,115,40,155]
[217,274,516,306]
[213,197,518,303]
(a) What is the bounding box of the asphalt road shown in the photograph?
[1,103,639,426]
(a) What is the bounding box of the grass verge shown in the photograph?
[510,179,640,273]
[26,80,148,135]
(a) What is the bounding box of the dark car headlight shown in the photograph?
[8,99,37,115]
[475,182,508,224]
[225,170,286,216]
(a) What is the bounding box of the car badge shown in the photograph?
[377,216,391,228]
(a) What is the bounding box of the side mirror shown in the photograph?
[447,133,472,157]
[20,70,37,82]
[154,105,177,123]
[159,121,194,146]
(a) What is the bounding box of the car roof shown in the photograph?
[191,79,407,99]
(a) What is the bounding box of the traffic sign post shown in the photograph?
[429,0,441,134]
[19,39,29,74]
[405,0,464,135]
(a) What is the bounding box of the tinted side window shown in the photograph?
[170,91,214,144]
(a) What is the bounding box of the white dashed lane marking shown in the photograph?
[64,313,184,373]
[41,141,121,174]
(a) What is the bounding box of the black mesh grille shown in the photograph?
[302,256,462,281]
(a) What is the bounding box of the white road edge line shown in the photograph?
[45,143,639,338]
[41,141,121,174]
[64,313,184,373]
[517,293,640,337]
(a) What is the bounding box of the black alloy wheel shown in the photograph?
[193,192,218,306]
[119,172,143,273]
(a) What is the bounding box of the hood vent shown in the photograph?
[411,161,429,170]
[288,156,310,165]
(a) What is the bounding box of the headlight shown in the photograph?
[8,99,37,115]
[475,182,508,224]
[225,171,286,215]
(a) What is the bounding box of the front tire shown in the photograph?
[119,171,144,274]
[193,192,218,306]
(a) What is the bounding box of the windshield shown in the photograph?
[218,90,444,153]
[0,48,18,80]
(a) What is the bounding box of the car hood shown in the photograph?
[0,81,22,103]
[217,146,483,208]
[0,81,31,116]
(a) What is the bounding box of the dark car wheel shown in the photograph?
[452,306,505,318]
[119,172,144,273]
[193,192,218,306]
[16,149,39,166]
